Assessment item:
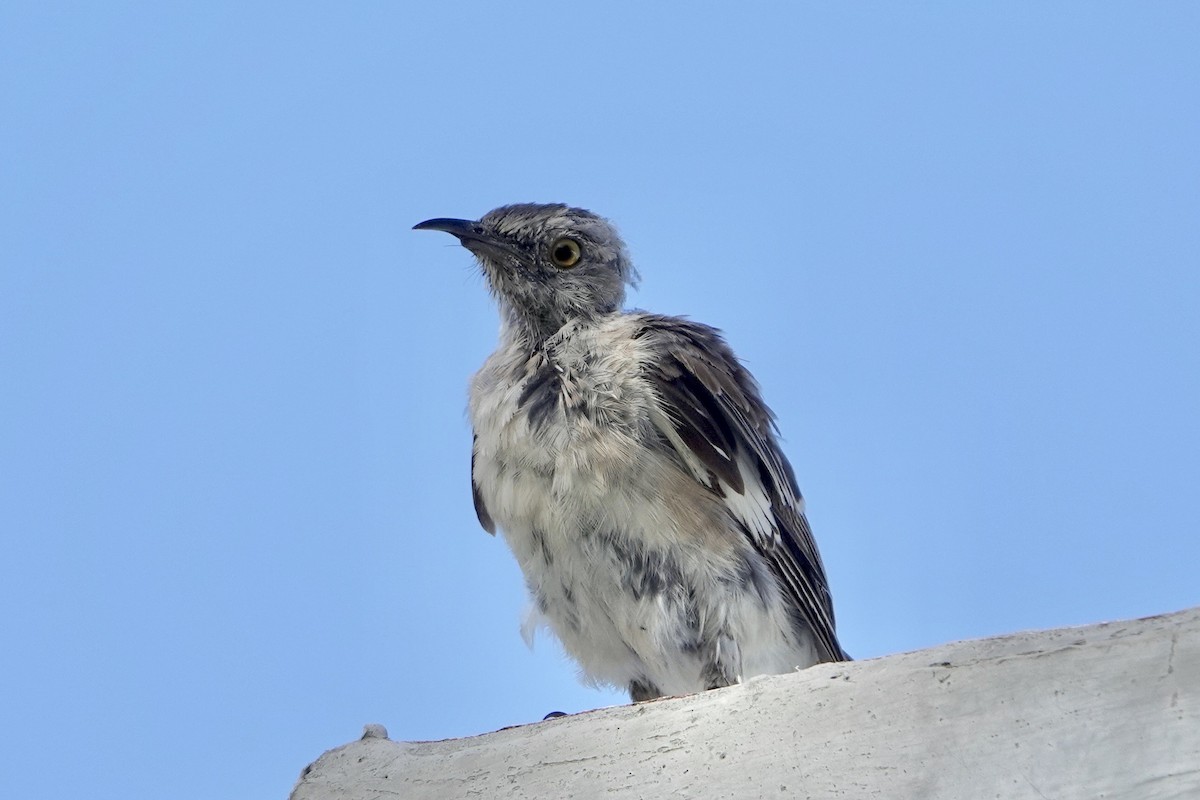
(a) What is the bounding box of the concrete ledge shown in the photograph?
[292,607,1199,799]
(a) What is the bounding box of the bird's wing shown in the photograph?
[635,315,846,662]
[471,434,496,535]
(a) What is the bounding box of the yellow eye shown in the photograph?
[549,238,582,268]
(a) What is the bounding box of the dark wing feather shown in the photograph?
[636,315,847,662]
[471,434,496,535]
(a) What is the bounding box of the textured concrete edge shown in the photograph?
[290,605,1200,799]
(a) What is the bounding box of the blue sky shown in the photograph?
[2,3,1197,797]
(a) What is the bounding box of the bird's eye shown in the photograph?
[549,238,582,268]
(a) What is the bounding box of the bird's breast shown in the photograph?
[468,333,742,560]
[469,326,656,499]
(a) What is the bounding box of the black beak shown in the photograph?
[414,216,519,261]
[413,217,485,241]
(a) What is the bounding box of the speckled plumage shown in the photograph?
[415,204,847,701]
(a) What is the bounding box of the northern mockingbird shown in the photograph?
[415,203,847,702]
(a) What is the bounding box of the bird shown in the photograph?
[414,203,848,702]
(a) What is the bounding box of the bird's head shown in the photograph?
[415,203,638,340]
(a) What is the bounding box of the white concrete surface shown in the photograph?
[292,606,1199,799]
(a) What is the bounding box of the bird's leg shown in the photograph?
[702,634,743,690]
[628,679,663,702]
